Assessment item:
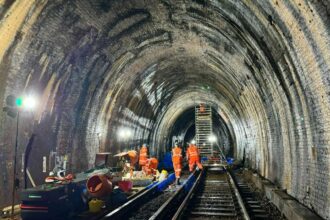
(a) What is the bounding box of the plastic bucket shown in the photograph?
[88,199,104,213]
[86,174,112,197]
[118,180,133,192]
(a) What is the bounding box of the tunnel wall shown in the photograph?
[0,1,329,218]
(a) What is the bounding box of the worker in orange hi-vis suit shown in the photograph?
[139,144,148,170]
[144,157,159,176]
[127,150,138,178]
[172,142,183,185]
[186,143,203,172]
[199,103,205,113]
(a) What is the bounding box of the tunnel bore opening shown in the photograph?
[166,106,234,158]
[183,124,195,146]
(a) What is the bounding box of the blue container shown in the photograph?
[157,173,175,192]
[226,157,234,165]
[201,156,208,162]
[160,152,173,170]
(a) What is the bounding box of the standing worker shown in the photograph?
[127,150,138,178]
[139,144,148,170]
[199,103,205,113]
[186,143,203,172]
[172,142,183,185]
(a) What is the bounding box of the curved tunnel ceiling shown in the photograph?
[0,0,329,218]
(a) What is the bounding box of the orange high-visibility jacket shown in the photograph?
[145,157,158,175]
[172,147,182,164]
[127,150,138,166]
[187,144,200,160]
[199,104,205,113]
[139,146,148,166]
[172,147,182,178]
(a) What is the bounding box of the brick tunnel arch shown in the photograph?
[0,0,329,218]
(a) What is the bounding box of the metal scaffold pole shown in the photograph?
[195,104,213,158]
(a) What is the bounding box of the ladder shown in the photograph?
[195,104,213,158]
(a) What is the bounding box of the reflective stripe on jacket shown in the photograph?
[172,147,182,163]
[187,145,200,159]
[139,146,148,165]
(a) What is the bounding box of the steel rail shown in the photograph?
[101,183,159,220]
[149,170,199,220]
[80,181,159,220]
[100,174,175,220]
[126,180,158,200]
[167,167,251,220]
[225,167,250,220]
[171,169,204,220]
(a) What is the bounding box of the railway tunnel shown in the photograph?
[0,0,329,219]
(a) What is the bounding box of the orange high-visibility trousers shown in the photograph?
[186,144,203,172]
[189,157,203,172]
[172,147,182,178]
[173,163,182,178]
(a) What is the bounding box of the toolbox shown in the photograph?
[20,179,86,220]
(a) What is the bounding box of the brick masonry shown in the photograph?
[0,0,328,218]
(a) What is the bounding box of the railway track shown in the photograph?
[100,167,276,220]
[126,173,192,220]
[233,175,270,219]
[186,171,241,219]
[100,173,191,220]
[173,167,249,220]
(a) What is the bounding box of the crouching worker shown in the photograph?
[186,143,203,172]
[144,157,159,176]
[172,142,183,185]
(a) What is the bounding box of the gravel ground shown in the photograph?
[235,169,286,220]
[252,187,286,220]
[128,172,190,220]
[128,191,173,220]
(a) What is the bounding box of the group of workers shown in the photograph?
[124,144,159,178]
[172,142,203,185]
[123,142,203,185]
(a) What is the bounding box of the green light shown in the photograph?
[28,194,42,199]
[15,97,23,107]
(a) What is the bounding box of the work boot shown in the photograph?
[176,178,181,185]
